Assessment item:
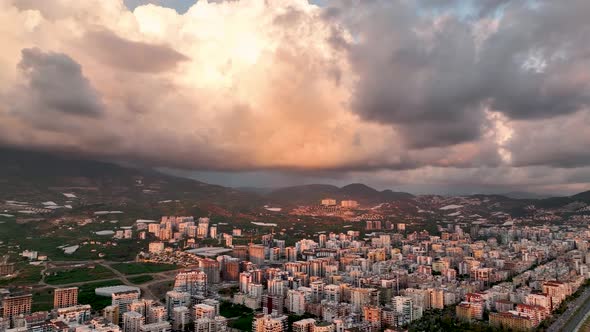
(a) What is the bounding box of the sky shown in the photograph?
[0,0,589,195]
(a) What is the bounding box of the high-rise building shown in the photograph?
[240,272,253,293]
[165,291,191,320]
[249,245,266,266]
[362,306,382,330]
[223,234,233,247]
[174,270,207,297]
[210,226,218,239]
[350,288,379,313]
[269,248,281,263]
[292,318,315,332]
[123,311,144,332]
[222,258,240,282]
[202,299,220,316]
[311,281,325,303]
[429,289,444,310]
[54,287,78,309]
[392,296,420,327]
[340,200,358,209]
[262,294,284,315]
[103,305,120,325]
[148,306,167,324]
[286,290,306,315]
[252,314,288,332]
[112,290,141,322]
[282,248,295,263]
[171,307,189,332]
[324,285,340,303]
[194,316,227,332]
[232,246,248,261]
[318,235,327,248]
[456,301,483,322]
[197,218,210,239]
[199,259,220,284]
[2,294,32,325]
[194,304,216,320]
[148,224,161,235]
[320,199,337,206]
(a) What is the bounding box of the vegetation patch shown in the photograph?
[111,262,177,275]
[0,263,43,286]
[128,275,154,284]
[32,288,54,312]
[45,265,115,285]
[78,279,123,311]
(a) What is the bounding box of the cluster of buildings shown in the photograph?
[225,221,590,332]
[3,209,590,332]
[0,273,221,332]
[138,217,224,247]
[320,200,359,209]
[0,256,15,277]
[0,287,93,332]
[291,200,362,219]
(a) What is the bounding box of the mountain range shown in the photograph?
[0,147,588,209]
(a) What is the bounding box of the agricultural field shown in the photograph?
[0,263,43,286]
[111,262,177,275]
[32,288,54,312]
[45,265,115,285]
[128,275,154,284]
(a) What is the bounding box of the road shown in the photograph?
[548,286,590,332]
[37,260,182,304]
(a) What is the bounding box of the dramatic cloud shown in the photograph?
[83,29,189,73]
[16,48,104,117]
[326,0,590,148]
[0,0,589,193]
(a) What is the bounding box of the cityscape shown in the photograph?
[2,184,590,332]
[2,0,590,332]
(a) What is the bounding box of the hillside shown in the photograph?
[0,147,259,207]
[267,183,414,205]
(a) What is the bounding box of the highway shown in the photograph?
[548,286,590,332]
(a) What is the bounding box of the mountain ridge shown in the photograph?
[0,147,588,208]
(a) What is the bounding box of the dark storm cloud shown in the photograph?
[327,0,590,149]
[84,30,189,73]
[18,48,104,117]
[506,109,590,168]
[479,1,590,120]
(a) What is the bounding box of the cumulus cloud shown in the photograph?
[0,0,589,193]
[325,0,590,149]
[83,29,188,73]
[15,48,104,118]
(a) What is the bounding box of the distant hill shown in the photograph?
[267,183,414,206]
[572,190,590,201]
[530,190,590,209]
[501,191,551,199]
[1,146,587,211]
[0,147,259,207]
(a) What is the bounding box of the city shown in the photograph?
[3,192,590,332]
